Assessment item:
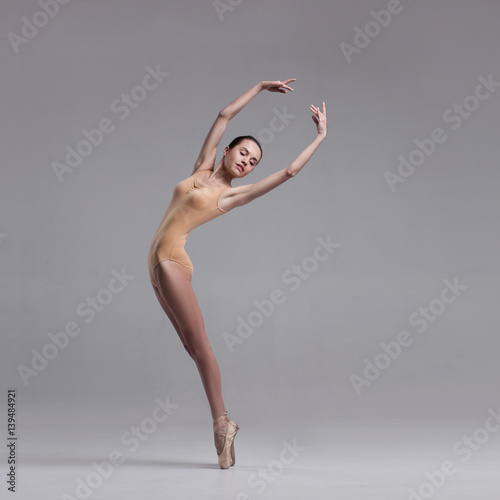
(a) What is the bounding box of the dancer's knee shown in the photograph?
[180,337,208,362]
[183,343,195,359]
[186,341,214,364]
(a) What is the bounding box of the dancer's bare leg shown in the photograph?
[152,284,191,354]
[153,260,226,419]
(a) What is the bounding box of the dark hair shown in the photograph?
[227,135,263,164]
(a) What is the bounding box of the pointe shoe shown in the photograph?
[213,410,239,469]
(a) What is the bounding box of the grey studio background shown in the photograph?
[1,0,500,499]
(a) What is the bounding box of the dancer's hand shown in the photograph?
[260,79,296,93]
[310,102,327,138]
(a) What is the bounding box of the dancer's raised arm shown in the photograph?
[221,102,327,210]
[192,79,296,174]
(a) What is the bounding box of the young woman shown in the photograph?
[147,78,327,469]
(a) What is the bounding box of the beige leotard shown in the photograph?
[147,169,230,287]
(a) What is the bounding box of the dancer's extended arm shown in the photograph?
[222,102,327,209]
[192,79,295,174]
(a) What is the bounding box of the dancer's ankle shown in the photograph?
[213,409,228,423]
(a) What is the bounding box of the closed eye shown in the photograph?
[240,150,256,166]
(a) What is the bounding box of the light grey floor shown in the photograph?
[17,395,500,500]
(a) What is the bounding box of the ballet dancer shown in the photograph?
[147,78,327,468]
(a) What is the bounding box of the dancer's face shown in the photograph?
[223,139,261,178]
